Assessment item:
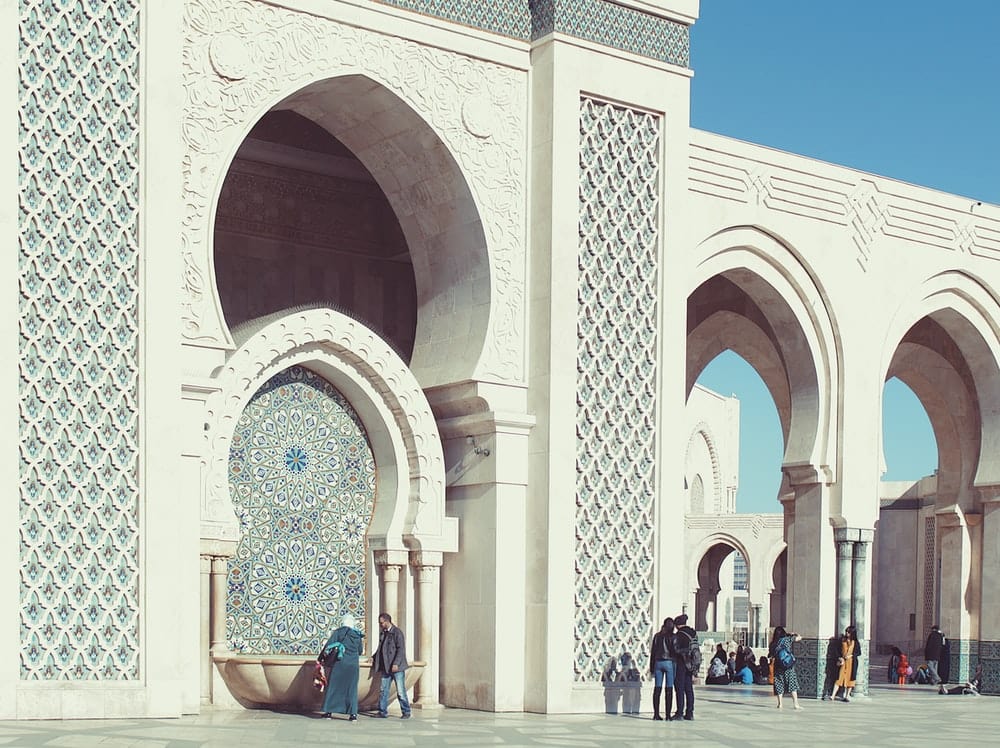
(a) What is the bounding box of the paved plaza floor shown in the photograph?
[0,684,990,747]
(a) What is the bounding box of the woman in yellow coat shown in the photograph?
[830,625,861,702]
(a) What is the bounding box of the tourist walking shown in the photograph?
[671,614,698,720]
[373,612,411,719]
[769,626,803,710]
[319,614,365,721]
[924,624,945,685]
[647,618,675,720]
[829,625,861,702]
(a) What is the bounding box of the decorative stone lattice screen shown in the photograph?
[18,0,141,680]
[227,366,376,654]
[575,98,660,681]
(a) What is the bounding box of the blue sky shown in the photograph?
[689,1,1000,513]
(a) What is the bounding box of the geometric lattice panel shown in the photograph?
[923,516,936,633]
[575,98,660,681]
[227,366,376,655]
[18,0,141,680]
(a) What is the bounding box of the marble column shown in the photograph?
[209,556,229,655]
[374,549,409,626]
[411,551,442,709]
[200,555,212,704]
[851,533,872,634]
[834,533,854,633]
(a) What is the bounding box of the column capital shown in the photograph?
[410,550,443,569]
[782,462,833,487]
[373,549,410,567]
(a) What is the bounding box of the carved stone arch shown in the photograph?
[181,0,527,386]
[881,271,1000,499]
[688,532,752,594]
[687,226,841,480]
[201,306,456,554]
[684,421,723,513]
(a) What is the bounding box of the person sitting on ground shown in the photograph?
[712,644,727,668]
[755,656,771,685]
[726,651,737,682]
[735,663,754,684]
[705,652,729,685]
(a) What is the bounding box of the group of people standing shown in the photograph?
[647,614,699,720]
[648,619,813,716]
[316,612,412,722]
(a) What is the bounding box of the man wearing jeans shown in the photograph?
[374,613,411,719]
[924,624,945,686]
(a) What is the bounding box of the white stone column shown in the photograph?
[200,555,212,704]
[374,550,409,626]
[209,556,229,655]
[834,531,854,632]
[411,551,442,710]
[852,532,873,634]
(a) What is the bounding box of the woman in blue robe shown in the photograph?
[320,614,365,720]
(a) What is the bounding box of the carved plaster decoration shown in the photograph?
[201,307,454,553]
[847,180,886,270]
[181,0,526,384]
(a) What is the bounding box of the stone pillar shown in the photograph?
[834,532,853,633]
[411,551,442,710]
[852,532,873,696]
[200,555,212,704]
[851,533,872,634]
[209,556,229,655]
[979,490,1000,694]
[937,509,981,685]
[374,550,409,626]
[781,466,836,698]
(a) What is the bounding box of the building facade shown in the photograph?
[4,0,1000,719]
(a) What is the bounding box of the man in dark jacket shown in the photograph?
[671,614,697,720]
[924,624,944,685]
[374,612,411,718]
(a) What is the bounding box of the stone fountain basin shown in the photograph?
[214,653,424,711]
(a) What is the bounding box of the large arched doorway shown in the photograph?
[226,365,376,655]
[686,227,839,693]
[878,275,1000,684]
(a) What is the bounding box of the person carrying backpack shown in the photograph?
[671,614,698,720]
[768,626,803,710]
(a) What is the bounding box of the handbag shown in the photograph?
[312,661,328,692]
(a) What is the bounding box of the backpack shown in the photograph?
[673,628,702,673]
[776,641,795,670]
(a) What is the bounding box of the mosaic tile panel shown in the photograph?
[792,637,823,698]
[949,637,974,685]
[977,640,1000,695]
[18,0,141,680]
[575,98,660,682]
[373,0,530,39]
[369,1,690,65]
[227,366,376,654]
[532,0,690,67]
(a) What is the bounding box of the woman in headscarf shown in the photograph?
[319,614,365,720]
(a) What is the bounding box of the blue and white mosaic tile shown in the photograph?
[371,1,690,66]
[227,366,376,655]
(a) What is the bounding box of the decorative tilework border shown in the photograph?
[533,0,690,66]
[372,0,530,39]
[370,0,691,66]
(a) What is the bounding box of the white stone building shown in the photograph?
[4,0,1000,719]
